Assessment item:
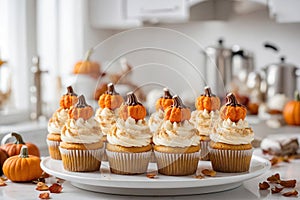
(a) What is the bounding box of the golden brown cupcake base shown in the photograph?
[210,141,252,150]
[106,143,152,153]
[47,133,62,160]
[60,141,103,150]
[154,145,200,153]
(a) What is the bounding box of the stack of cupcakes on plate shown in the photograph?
[153,95,200,176]
[95,83,124,160]
[60,95,104,172]
[47,86,78,160]
[191,86,220,160]
[106,92,152,175]
[209,93,254,172]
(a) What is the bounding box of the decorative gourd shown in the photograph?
[164,95,191,123]
[59,86,78,109]
[220,93,247,123]
[73,48,101,77]
[68,95,94,120]
[195,86,221,112]
[0,132,40,157]
[3,146,43,182]
[155,88,173,111]
[283,91,300,126]
[119,92,146,121]
[98,83,124,110]
[0,148,8,176]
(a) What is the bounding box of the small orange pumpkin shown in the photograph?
[98,83,124,110]
[195,86,220,112]
[59,86,78,109]
[283,91,300,126]
[220,93,247,122]
[155,88,174,111]
[0,148,8,176]
[0,132,40,157]
[119,92,146,121]
[68,95,94,120]
[73,48,101,77]
[164,95,191,123]
[3,146,43,182]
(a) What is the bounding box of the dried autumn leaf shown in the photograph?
[39,192,50,199]
[282,190,298,197]
[146,173,157,179]
[193,175,205,179]
[49,183,63,193]
[32,177,46,184]
[267,173,281,183]
[279,179,296,188]
[270,157,279,166]
[259,181,270,190]
[0,177,8,181]
[271,186,283,194]
[36,182,49,191]
[0,180,7,187]
[281,156,290,163]
[202,169,216,177]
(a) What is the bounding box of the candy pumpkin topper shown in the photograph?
[164,95,191,123]
[119,92,146,121]
[68,95,94,120]
[59,86,78,109]
[220,93,247,123]
[195,86,220,112]
[98,83,124,110]
[155,88,174,111]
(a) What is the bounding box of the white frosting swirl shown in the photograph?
[61,117,102,144]
[153,120,200,147]
[210,119,254,145]
[191,109,219,136]
[107,117,151,147]
[95,107,118,136]
[47,108,68,134]
[148,109,164,133]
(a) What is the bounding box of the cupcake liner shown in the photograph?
[101,141,108,161]
[209,148,253,173]
[46,139,62,160]
[59,147,103,172]
[106,150,151,175]
[199,140,210,161]
[154,151,200,176]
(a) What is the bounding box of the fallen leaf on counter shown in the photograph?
[49,183,63,193]
[193,175,205,179]
[271,186,283,194]
[36,182,49,191]
[32,177,45,184]
[202,169,216,177]
[259,181,270,190]
[146,171,158,179]
[279,179,296,188]
[0,179,7,187]
[0,177,7,181]
[282,190,298,197]
[267,173,281,183]
[39,192,50,199]
[269,157,280,166]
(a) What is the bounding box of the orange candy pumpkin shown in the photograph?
[68,95,94,120]
[155,88,173,111]
[283,91,300,126]
[164,95,191,123]
[59,86,78,109]
[119,92,146,121]
[220,93,247,123]
[98,83,124,110]
[195,86,220,112]
[73,48,101,77]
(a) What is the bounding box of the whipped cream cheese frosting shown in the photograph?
[61,117,102,144]
[148,109,164,133]
[210,118,254,145]
[48,108,68,134]
[153,120,200,147]
[107,117,151,147]
[191,109,219,136]
[95,107,119,136]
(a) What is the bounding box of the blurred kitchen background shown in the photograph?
[0,0,300,128]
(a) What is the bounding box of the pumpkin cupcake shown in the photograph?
[60,95,103,172]
[47,86,78,160]
[95,83,124,161]
[153,95,200,176]
[209,93,254,173]
[191,86,220,160]
[106,92,152,175]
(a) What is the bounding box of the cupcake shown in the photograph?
[106,92,152,175]
[47,86,78,160]
[191,86,220,160]
[153,95,200,176]
[148,88,173,133]
[209,93,254,173]
[60,95,103,172]
[95,83,124,160]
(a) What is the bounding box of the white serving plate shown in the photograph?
[41,155,270,196]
